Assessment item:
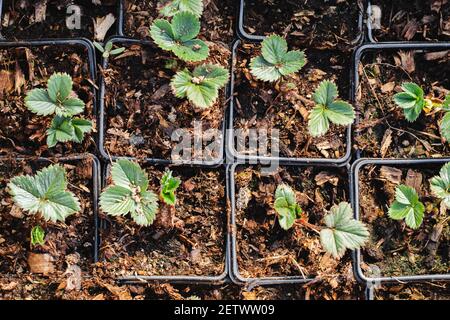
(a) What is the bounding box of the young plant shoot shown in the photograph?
[8,165,81,223]
[100,159,158,226]
[394,82,450,141]
[24,72,92,147]
[274,184,302,230]
[160,170,181,206]
[30,225,46,247]
[388,184,425,229]
[308,80,355,137]
[171,64,229,108]
[250,35,306,82]
[273,185,368,258]
[93,41,126,58]
[159,0,203,17]
[150,11,209,62]
[430,162,450,208]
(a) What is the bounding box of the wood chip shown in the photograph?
[0,70,14,96]
[424,50,449,61]
[380,166,402,184]
[28,253,55,275]
[405,169,423,193]
[315,171,339,186]
[94,13,116,41]
[380,128,393,157]
[381,82,395,93]
[398,51,415,74]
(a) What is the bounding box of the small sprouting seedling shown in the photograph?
[250,35,306,82]
[308,80,355,137]
[273,184,302,230]
[394,82,450,141]
[25,72,92,147]
[31,225,45,247]
[430,162,450,208]
[159,0,203,17]
[8,165,81,223]
[320,202,369,259]
[160,170,181,206]
[100,159,158,226]
[388,184,425,229]
[93,41,126,58]
[171,63,229,108]
[150,11,209,62]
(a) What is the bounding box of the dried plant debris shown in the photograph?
[358,164,450,277]
[234,42,350,159]
[243,0,362,50]
[370,0,450,41]
[102,41,229,160]
[99,165,226,277]
[374,282,450,300]
[124,0,236,44]
[1,0,118,40]
[356,49,450,158]
[0,45,95,157]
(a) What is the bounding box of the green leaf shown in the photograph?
[150,12,208,62]
[111,159,149,191]
[61,97,85,116]
[308,80,355,137]
[160,0,204,17]
[393,82,425,122]
[25,89,58,116]
[100,160,159,226]
[388,185,425,229]
[171,64,229,108]
[250,35,306,82]
[319,202,369,259]
[8,165,80,223]
[430,162,450,208]
[160,170,181,206]
[46,116,75,148]
[274,184,302,230]
[72,118,92,143]
[440,112,450,142]
[47,73,72,102]
[31,225,46,247]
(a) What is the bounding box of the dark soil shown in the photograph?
[123,0,236,45]
[233,42,350,159]
[234,164,357,294]
[0,44,96,157]
[355,48,450,158]
[102,40,229,161]
[370,0,450,41]
[242,0,362,50]
[99,165,226,277]
[0,156,97,293]
[1,0,118,41]
[358,163,450,277]
[374,281,450,300]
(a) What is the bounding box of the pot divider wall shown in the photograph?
[99,158,229,284]
[98,37,228,166]
[352,42,450,160]
[228,162,352,286]
[350,158,450,287]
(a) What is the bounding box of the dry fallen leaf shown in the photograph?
[28,253,55,275]
[398,51,416,74]
[380,166,402,184]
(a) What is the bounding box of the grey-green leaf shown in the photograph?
[111,159,149,191]
[159,0,204,17]
[430,162,450,208]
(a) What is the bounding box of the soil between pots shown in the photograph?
[0,0,118,41]
[373,281,450,300]
[241,0,362,51]
[232,42,350,160]
[101,40,229,161]
[355,48,450,158]
[369,0,450,42]
[233,164,354,284]
[122,0,236,45]
[357,163,449,278]
[0,156,97,278]
[99,165,226,277]
[0,43,96,157]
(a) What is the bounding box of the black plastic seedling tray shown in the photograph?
[352,42,450,160]
[237,0,366,45]
[228,161,352,286]
[99,158,229,284]
[227,39,353,166]
[350,158,450,290]
[98,36,229,166]
[0,154,101,264]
